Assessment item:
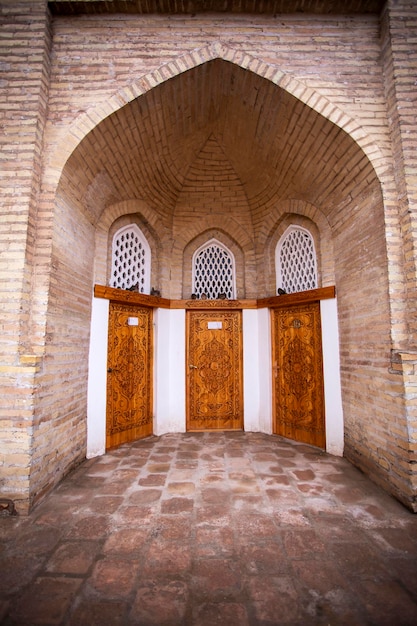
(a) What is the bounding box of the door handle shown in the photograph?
[107,367,118,373]
[189,364,198,369]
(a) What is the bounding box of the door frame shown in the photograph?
[185,307,244,431]
[106,300,154,450]
[270,300,325,448]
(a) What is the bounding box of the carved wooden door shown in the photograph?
[186,309,243,430]
[106,302,153,449]
[272,302,325,449]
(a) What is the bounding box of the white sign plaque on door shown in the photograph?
[127,317,139,326]
[208,321,222,330]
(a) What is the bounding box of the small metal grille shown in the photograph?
[277,227,317,294]
[110,225,150,292]
[193,241,235,299]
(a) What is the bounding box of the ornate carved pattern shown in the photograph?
[198,338,232,394]
[184,299,243,309]
[188,311,242,427]
[282,335,315,401]
[107,304,152,443]
[273,303,325,447]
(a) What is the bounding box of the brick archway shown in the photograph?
[50,43,387,187]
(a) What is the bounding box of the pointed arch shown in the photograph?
[192,238,236,300]
[276,226,318,294]
[259,200,335,298]
[94,199,166,289]
[48,42,388,191]
[110,223,151,292]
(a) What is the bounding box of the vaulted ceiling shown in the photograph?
[62,59,376,229]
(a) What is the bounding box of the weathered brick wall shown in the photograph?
[0,0,51,512]
[1,3,417,511]
[377,0,417,502]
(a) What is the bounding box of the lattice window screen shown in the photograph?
[192,240,235,299]
[276,227,317,294]
[110,224,150,293]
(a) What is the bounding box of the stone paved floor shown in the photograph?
[1,432,417,626]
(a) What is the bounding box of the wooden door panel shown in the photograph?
[187,310,243,430]
[106,303,153,449]
[272,302,325,448]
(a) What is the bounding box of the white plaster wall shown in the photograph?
[243,308,272,433]
[243,309,260,431]
[321,297,344,456]
[154,307,186,435]
[257,308,273,434]
[86,296,109,458]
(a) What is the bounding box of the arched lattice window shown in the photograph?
[110,224,151,293]
[276,226,317,294]
[192,239,236,299]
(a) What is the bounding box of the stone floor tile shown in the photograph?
[9,576,82,625]
[234,512,279,538]
[152,515,194,540]
[355,578,417,626]
[88,556,141,598]
[166,481,196,495]
[195,504,231,524]
[192,558,242,598]
[130,579,189,625]
[271,506,313,527]
[13,524,61,556]
[291,559,348,595]
[195,525,235,558]
[0,553,46,595]
[65,514,110,540]
[192,601,250,626]
[67,598,128,626]
[245,574,301,623]
[282,528,326,559]
[302,587,368,626]
[128,488,162,506]
[161,496,194,514]
[330,541,389,580]
[45,540,98,574]
[138,473,167,486]
[102,527,150,555]
[88,495,124,514]
[113,505,155,526]
[237,542,289,575]
[146,463,171,473]
[142,539,192,576]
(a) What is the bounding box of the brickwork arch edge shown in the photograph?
[51,42,386,188]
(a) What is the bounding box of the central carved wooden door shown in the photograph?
[106,302,153,449]
[271,302,325,449]
[186,309,243,430]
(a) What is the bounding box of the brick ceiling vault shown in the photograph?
[62,59,378,229]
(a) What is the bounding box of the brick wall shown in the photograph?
[0,0,51,512]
